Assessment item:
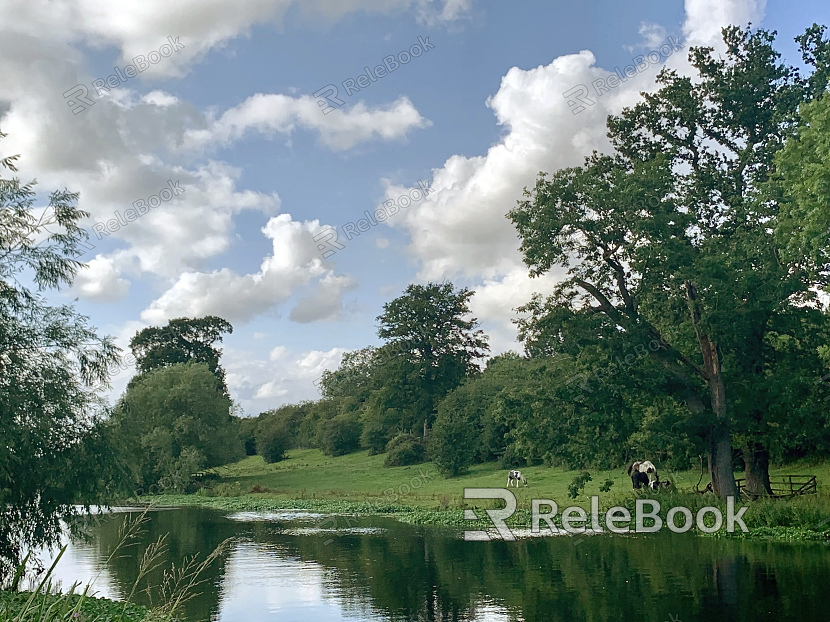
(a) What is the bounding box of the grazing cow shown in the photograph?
[648,475,672,491]
[628,460,658,490]
[628,460,657,476]
[507,470,527,487]
[632,470,650,490]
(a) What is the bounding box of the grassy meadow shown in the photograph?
[142,450,830,540]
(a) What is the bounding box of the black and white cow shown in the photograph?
[507,470,527,487]
[628,460,657,490]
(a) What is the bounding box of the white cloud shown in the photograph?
[289,273,359,323]
[225,345,346,413]
[378,0,766,349]
[682,0,765,49]
[0,0,434,306]
[0,0,472,80]
[624,23,668,52]
[73,256,131,302]
[183,94,430,152]
[470,268,564,354]
[140,215,351,325]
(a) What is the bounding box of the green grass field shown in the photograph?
[197,449,830,510]
[142,450,830,540]
[208,449,648,507]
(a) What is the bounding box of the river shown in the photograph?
[37,507,830,622]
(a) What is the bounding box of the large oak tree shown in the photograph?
[509,25,830,497]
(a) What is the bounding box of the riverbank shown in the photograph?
[0,591,151,621]
[138,450,830,543]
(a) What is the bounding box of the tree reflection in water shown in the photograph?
[67,508,830,622]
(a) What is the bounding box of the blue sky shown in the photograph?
[1,0,827,414]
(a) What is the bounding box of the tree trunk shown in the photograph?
[743,442,773,497]
[685,281,738,499]
[709,424,737,498]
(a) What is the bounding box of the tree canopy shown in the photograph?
[508,25,830,497]
[129,316,233,393]
[110,362,243,492]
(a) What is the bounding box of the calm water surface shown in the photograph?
[41,507,830,622]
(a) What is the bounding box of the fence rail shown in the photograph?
[735,475,817,498]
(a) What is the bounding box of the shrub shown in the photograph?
[317,413,362,457]
[258,428,288,463]
[430,398,480,476]
[360,407,400,454]
[384,433,427,467]
[498,444,528,469]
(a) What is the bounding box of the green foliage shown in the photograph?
[0,131,124,581]
[0,591,151,622]
[626,396,702,471]
[110,362,243,492]
[129,316,233,393]
[257,427,288,464]
[320,346,382,400]
[507,25,830,494]
[772,85,830,281]
[487,355,640,470]
[429,358,518,476]
[253,402,312,461]
[567,472,592,499]
[429,407,478,476]
[317,411,362,457]
[374,282,490,433]
[360,405,402,454]
[237,416,258,455]
[384,433,427,467]
[599,479,615,493]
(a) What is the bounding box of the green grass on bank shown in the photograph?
[0,591,151,622]
[141,450,830,542]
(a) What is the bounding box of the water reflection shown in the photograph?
[40,508,830,622]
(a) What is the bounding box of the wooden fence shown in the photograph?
[735,475,817,499]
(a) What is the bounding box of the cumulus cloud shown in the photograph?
[224,345,346,412]
[140,215,350,325]
[289,273,359,323]
[0,0,437,308]
[73,256,131,302]
[376,0,765,341]
[183,94,430,152]
[0,0,472,80]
